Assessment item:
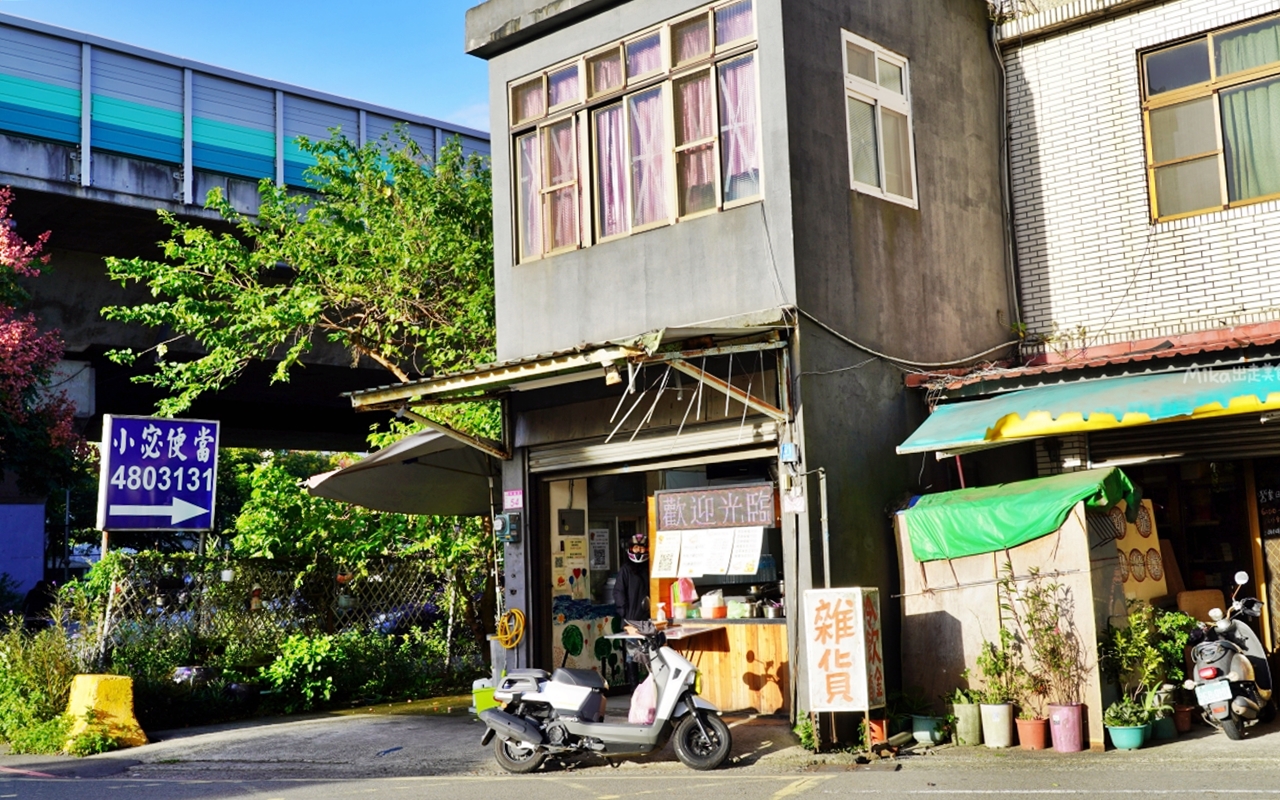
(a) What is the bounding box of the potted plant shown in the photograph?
[1153,608,1199,734]
[1100,600,1168,750]
[947,675,983,746]
[976,628,1020,748]
[1003,564,1088,752]
[1102,696,1147,750]
[898,687,947,744]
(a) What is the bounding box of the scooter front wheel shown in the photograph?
[494,738,546,773]
[673,712,732,770]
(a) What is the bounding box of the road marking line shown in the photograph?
[772,776,830,799]
[0,767,58,779]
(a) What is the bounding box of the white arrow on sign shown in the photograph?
[108,497,209,525]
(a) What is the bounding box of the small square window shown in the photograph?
[715,0,754,46]
[877,59,903,94]
[588,49,624,97]
[846,42,875,83]
[626,33,663,79]
[673,15,712,65]
[548,65,581,108]
[512,78,546,125]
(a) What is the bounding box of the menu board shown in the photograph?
[654,526,764,578]
[1259,485,1280,539]
[651,530,682,578]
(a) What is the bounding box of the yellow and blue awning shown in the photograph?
[898,368,1280,455]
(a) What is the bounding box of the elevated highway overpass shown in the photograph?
[0,12,489,452]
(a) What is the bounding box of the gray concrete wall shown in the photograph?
[781,0,1012,364]
[483,0,796,362]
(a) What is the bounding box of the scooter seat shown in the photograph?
[552,668,606,688]
[506,668,550,680]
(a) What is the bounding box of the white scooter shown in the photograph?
[1185,571,1275,739]
[479,622,731,772]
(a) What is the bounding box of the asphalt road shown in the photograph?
[4,703,1280,799]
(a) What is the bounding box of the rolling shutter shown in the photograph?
[529,418,778,474]
[1089,413,1280,465]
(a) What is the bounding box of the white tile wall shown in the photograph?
[1035,433,1090,475]
[1003,1,1280,349]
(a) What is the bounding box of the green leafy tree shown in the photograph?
[102,131,494,415]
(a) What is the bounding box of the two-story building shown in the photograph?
[900,0,1280,652]
[342,0,1015,717]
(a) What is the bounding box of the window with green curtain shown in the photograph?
[1221,77,1280,201]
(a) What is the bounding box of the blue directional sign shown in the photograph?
[96,415,220,531]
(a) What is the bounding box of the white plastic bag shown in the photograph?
[628,674,657,725]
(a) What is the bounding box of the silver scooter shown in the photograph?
[478,622,731,772]
[1185,571,1275,739]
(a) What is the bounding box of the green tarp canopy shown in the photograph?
[898,467,1137,562]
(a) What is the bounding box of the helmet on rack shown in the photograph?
[626,531,649,564]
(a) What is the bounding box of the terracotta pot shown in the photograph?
[1016,717,1049,750]
[1173,705,1195,734]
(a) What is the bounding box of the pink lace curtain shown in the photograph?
[549,66,580,108]
[715,0,754,45]
[718,55,760,202]
[595,105,627,238]
[629,87,669,227]
[677,73,716,214]
[545,120,577,250]
[517,133,541,258]
[514,81,545,123]
[591,52,623,96]
[626,34,662,78]
[674,17,711,64]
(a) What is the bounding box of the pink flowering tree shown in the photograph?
[0,186,86,495]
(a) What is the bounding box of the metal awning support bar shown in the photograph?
[350,346,640,410]
[668,359,788,423]
[397,408,510,461]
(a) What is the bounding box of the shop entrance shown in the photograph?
[538,457,790,712]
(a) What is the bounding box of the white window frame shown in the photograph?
[841,30,918,210]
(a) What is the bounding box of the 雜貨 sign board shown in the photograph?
[96,415,220,531]
[803,587,885,713]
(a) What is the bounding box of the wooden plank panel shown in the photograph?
[675,623,788,714]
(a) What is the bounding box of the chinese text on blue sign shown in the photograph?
[96,415,220,531]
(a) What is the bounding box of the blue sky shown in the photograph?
[0,0,492,131]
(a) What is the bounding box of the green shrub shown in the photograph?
[6,714,71,755]
[0,617,83,748]
[65,713,121,757]
[793,714,817,752]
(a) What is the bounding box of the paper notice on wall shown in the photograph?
[686,528,735,575]
[678,530,710,577]
[588,528,611,571]
[727,526,765,575]
[651,530,682,578]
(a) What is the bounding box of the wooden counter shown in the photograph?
[670,621,789,715]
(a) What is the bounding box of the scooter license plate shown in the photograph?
[1195,680,1233,705]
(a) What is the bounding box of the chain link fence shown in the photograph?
[100,553,449,662]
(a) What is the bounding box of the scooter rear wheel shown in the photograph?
[494,738,546,773]
[673,712,732,770]
[1221,716,1244,741]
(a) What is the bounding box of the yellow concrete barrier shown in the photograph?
[64,674,148,749]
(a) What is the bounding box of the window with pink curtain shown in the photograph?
[516,132,541,259]
[676,71,716,215]
[548,65,580,108]
[595,104,627,238]
[629,87,669,227]
[512,79,545,124]
[589,50,624,96]
[718,54,760,202]
[543,119,578,250]
[673,15,712,65]
[715,0,754,46]
[626,34,663,78]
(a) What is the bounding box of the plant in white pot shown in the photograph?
[947,674,984,746]
[976,628,1021,748]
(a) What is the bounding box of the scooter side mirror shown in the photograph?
[1208,608,1224,621]
[1235,571,1250,586]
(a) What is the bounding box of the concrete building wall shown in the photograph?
[783,0,1013,365]
[1004,0,1280,348]
[478,0,796,362]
